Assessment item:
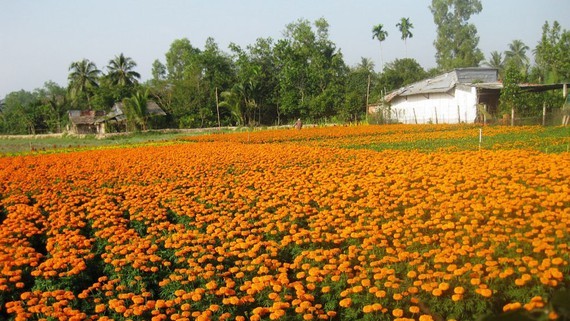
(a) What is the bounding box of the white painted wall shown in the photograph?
[389,87,478,124]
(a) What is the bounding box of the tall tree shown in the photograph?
[342,58,377,122]
[229,40,272,126]
[244,37,280,124]
[149,59,171,119]
[163,38,203,127]
[534,21,570,83]
[200,37,235,126]
[107,53,141,87]
[276,18,347,122]
[396,17,414,57]
[151,59,166,83]
[371,24,389,71]
[430,0,484,70]
[378,58,427,92]
[165,38,201,81]
[504,40,530,75]
[499,61,524,120]
[0,90,40,134]
[68,59,101,109]
[36,81,69,133]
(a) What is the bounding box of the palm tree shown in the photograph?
[107,53,141,87]
[504,40,530,74]
[68,59,101,109]
[357,57,375,73]
[372,24,388,71]
[396,17,414,57]
[483,51,505,76]
[123,89,148,131]
[219,89,245,126]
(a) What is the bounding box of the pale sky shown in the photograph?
[1,0,569,98]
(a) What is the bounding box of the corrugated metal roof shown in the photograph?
[472,82,568,92]
[384,68,499,102]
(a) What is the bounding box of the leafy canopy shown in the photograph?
[430,0,484,70]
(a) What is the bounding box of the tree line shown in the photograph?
[1,0,569,134]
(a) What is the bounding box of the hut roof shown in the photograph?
[94,101,166,124]
[68,110,106,125]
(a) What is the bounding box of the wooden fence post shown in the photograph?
[542,102,546,126]
[434,107,438,124]
[511,106,515,126]
[413,108,418,124]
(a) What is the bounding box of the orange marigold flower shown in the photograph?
[392,308,404,317]
[339,298,352,308]
[419,315,434,321]
[409,306,420,314]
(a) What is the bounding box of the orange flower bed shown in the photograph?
[0,125,569,320]
[184,124,557,150]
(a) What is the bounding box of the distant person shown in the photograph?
[294,118,303,130]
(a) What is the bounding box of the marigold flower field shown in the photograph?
[0,124,569,321]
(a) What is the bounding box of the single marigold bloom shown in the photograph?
[339,298,352,308]
[392,308,404,317]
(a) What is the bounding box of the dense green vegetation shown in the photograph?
[1,1,569,134]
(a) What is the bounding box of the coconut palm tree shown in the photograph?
[107,53,141,87]
[483,51,505,77]
[357,57,375,73]
[396,17,414,57]
[372,24,388,71]
[68,59,101,109]
[504,40,530,74]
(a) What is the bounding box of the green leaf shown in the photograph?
[478,310,536,321]
[551,289,570,319]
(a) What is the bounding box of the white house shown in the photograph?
[371,68,500,124]
[372,68,570,125]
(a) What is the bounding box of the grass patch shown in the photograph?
[0,131,195,155]
[344,126,570,153]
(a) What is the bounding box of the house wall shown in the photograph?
[73,124,98,134]
[389,87,478,124]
